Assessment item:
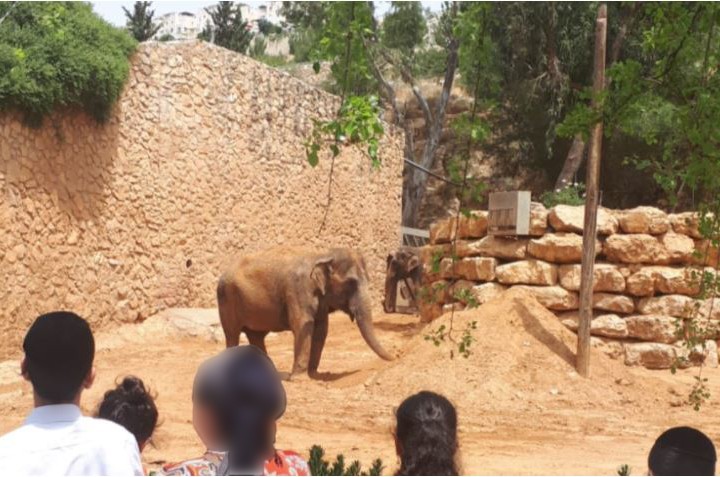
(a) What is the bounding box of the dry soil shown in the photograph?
[1,289,720,475]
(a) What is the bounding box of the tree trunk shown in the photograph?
[554,134,586,190]
[402,34,459,227]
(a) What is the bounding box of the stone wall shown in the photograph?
[0,41,404,358]
[422,205,720,370]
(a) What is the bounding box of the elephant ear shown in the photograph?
[406,254,421,273]
[311,256,334,295]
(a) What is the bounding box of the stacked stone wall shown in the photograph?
[423,204,720,369]
[0,41,404,358]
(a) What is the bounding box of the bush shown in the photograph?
[413,47,448,78]
[308,445,383,476]
[539,183,586,208]
[289,27,318,62]
[256,55,288,68]
[249,36,267,58]
[0,2,137,126]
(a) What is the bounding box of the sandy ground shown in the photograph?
[2,290,720,476]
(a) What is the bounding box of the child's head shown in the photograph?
[22,311,95,404]
[648,426,716,475]
[97,376,158,451]
[394,391,459,476]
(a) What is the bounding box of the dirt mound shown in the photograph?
[369,288,660,413]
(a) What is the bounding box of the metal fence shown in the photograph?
[401,226,429,247]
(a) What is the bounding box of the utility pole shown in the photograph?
[576,3,608,378]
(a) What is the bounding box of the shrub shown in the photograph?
[413,47,448,78]
[539,183,586,208]
[289,27,318,62]
[249,36,267,58]
[308,445,383,476]
[256,55,288,68]
[0,2,137,126]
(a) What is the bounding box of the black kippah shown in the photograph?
[649,426,717,476]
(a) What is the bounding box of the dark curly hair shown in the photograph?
[97,376,158,448]
[394,391,459,476]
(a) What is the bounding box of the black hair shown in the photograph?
[23,311,95,403]
[649,426,717,476]
[97,376,159,448]
[213,346,286,475]
[395,391,459,476]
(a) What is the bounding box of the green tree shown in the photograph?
[0,1,136,126]
[158,33,174,42]
[258,18,282,36]
[122,1,160,42]
[381,2,427,55]
[280,2,329,31]
[198,1,253,54]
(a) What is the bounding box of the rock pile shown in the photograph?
[422,204,720,369]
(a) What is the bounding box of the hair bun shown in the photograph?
[120,376,148,403]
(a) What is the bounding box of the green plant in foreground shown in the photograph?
[539,183,586,208]
[308,445,383,476]
[617,463,631,476]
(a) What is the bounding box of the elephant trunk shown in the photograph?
[352,292,394,361]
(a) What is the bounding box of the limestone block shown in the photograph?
[457,236,528,260]
[470,282,507,305]
[660,232,695,264]
[528,233,601,263]
[458,211,488,239]
[442,303,466,314]
[558,263,625,292]
[624,342,677,369]
[625,269,656,296]
[496,260,558,286]
[653,267,701,295]
[691,239,720,267]
[591,337,624,360]
[429,218,455,244]
[548,205,619,235]
[625,315,679,343]
[558,311,628,338]
[669,212,708,239]
[617,206,670,235]
[512,285,579,311]
[604,234,669,264]
[637,295,701,319]
[441,257,496,281]
[592,293,635,314]
[529,202,549,236]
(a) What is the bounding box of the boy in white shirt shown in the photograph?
[0,311,143,476]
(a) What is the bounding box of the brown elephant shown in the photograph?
[383,247,423,313]
[216,246,394,378]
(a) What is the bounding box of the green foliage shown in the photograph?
[412,47,447,78]
[257,18,282,36]
[280,2,329,31]
[198,1,253,54]
[308,445,383,476]
[288,28,319,62]
[310,2,377,96]
[256,55,288,68]
[122,1,160,42]
[455,3,500,99]
[540,183,586,208]
[617,464,631,476]
[158,33,174,42]
[305,95,384,168]
[0,1,137,126]
[249,36,267,58]
[381,2,427,55]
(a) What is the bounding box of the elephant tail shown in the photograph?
[217,276,228,305]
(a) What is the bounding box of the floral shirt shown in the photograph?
[158,449,310,476]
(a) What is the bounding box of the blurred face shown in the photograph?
[192,401,222,450]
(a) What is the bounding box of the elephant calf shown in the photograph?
[217,247,394,378]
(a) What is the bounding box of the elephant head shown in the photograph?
[383,247,422,313]
[311,248,394,361]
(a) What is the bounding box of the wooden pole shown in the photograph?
[576,3,607,378]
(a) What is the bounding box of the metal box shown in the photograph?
[488,191,531,236]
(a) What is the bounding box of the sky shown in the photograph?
[90,1,445,27]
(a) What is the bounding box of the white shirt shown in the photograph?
[0,404,144,476]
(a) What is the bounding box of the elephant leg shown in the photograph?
[291,319,314,377]
[308,314,329,374]
[245,330,268,354]
[218,294,241,348]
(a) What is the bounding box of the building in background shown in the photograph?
[154,2,284,40]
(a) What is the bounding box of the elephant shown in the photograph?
[216,246,394,378]
[383,247,423,313]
